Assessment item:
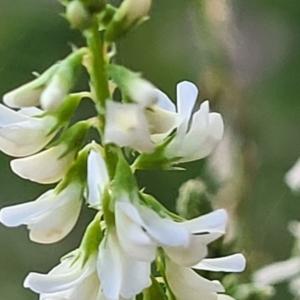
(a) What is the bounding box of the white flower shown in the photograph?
[98,229,151,300]
[285,157,300,192]
[104,101,154,153]
[158,81,224,163]
[166,253,245,300]
[11,144,75,184]
[87,145,110,208]
[115,199,227,266]
[0,104,57,157]
[0,183,82,243]
[24,251,104,299]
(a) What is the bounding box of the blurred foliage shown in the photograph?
[0,0,300,299]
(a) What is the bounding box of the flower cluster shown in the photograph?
[0,0,246,299]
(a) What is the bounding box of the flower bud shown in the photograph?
[105,0,152,42]
[66,0,92,30]
[109,64,157,107]
[40,50,83,110]
[3,64,59,108]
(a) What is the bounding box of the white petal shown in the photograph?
[128,78,158,108]
[24,254,96,294]
[3,84,42,108]
[18,107,43,117]
[29,186,82,244]
[0,116,57,157]
[193,254,246,272]
[181,113,224,163]
[164,210,227,267]
[183,209,228,234]
[87,147,109,208]
[253,257,300,286]
[0,184,82,244]
[137,204,190,247]
[164,233,208,267]
[104,101,154,153]
[0,189,57,227]
[145,106,178,135]
[41,75,68,110]
[285,157,300,192]
[11,145,74,184]
[116,202,157,262]
[98,230,151,300]
[98,232,123,300]
[0,104,28,125]
[177,81,198,121]
[166,259,224,300]
[156,89,176,112]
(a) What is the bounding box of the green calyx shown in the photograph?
[80,212,103,263]
[56,146,89,193]
[133,135,178,170]
[108,64,141,103]
[49,120,91,158]
[112,150,139,199]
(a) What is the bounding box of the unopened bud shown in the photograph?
[105,0,152,42]
[66,0,92,30]
[108,64,157,107]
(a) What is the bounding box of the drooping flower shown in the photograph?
[157,81,224,163]
[24,251,104,299]
[134,81,224,169]
[166,254,246,300]
[97,228,151,300]
[87,143,110,209]
[10,121,90,184]
[114,198,227,266]
[3,50,84,111]
[0,104,57,157]
[0,182,83,243]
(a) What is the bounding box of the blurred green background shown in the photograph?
[0,0,300,299]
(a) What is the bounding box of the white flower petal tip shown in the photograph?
[87,148,109,208]
[104,101,154,153]
[0,104,57,157]
[24,253,98,296]
[253,257,300,286]
[10,145,74,184]
[0,184,82,244]
[3,86,42,108]
[285,157,300,192]
[193,253,246,273]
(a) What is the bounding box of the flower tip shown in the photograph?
[0,207,18,227]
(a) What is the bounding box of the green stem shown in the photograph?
[85,19,110,132]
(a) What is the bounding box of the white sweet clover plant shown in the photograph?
[0,0,246,299]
